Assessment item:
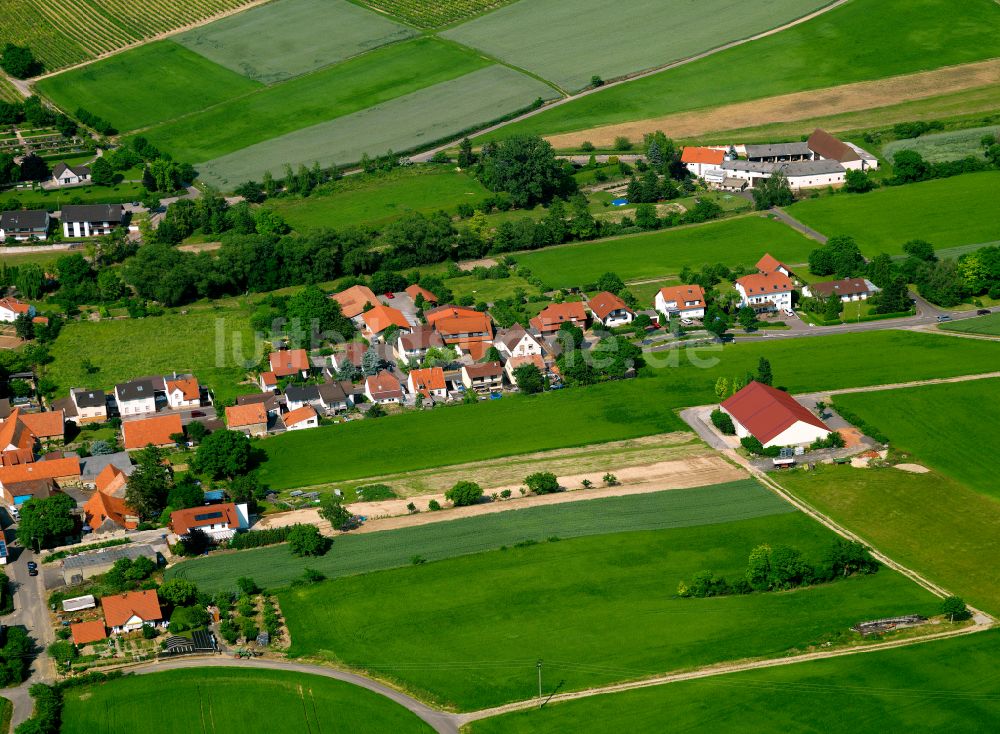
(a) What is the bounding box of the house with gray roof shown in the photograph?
[0,210,50,241]
[61,204,123,238]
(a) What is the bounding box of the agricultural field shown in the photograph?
[269,167,490,231]
[883,124,1000,163]
[943,312,1000,335]
[443,0,831,92]
[470,630,1000,734]
[358,0,515,29]
[834,378,1000,500]
[196,65,556,188]
[61,668,433,734]
[35,41,261,134]
[515,215,814,289]
[0,75,19,104]
[489,0,1000,139]
[280,511,937,709]
[46,305,259,404]
[258,331,1000,490]
[0,0,258,71]
[142,38,492,163]
[175,0,416,84]
[786,172,1000,254]
[168,481,790,592]
[779,464,1000,616]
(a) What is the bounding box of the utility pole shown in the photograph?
[536,660,543,707]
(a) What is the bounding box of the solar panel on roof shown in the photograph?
[193,511,223,522]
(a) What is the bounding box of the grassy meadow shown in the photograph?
[35,41,261,133]
[269,167,490,231]
[470,630,1000,733]
[258,330,1000,489]
[834,378,1000,499]
[942,312,1000,335]
[443,0,829,91]
[168,481,791,592]
[883,124,1000,163]
[60,668,433,734]
[0,182,146,210]
[175,0,416,83]
[489,0,1000,139]
[143,38,490,163]
[786,172,1000,253]
[197,65,556,187]
[280,511,937,710]
[514,215,814,289]
[778,464,1000,616]
[46,306,260,404]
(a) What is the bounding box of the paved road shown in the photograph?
[769,207,828,243]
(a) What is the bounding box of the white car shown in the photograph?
[681,319,693,326]
[784,309,795,318]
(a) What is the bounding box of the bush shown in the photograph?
[219,619,239,644]
[524,472,560,494]
[353,484,396,501]
[168,605,209,633]
[940,596,971,621]
[228,525,298,550]
[445,480,484,507]
[740,436,780,457]
[287,524,329,557]
[236,577,259,595]
[428,499,442,511]
[710,409,735,435]
[810,432,846,450]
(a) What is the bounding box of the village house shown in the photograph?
[66,388,108,424]
[735,272,794,313]
[61,544,158,585]
[317,380,354,413]
[365,370,404,405]
[745,142,813,163]
[61,204,123,238]
[0,210,50,241]
[268,349,310,379]
[236,392,280,417]
[331,284,380,321]
[101,589,165,635]
[79,453,132,490]
[426,305,494,360]
[529,302,588,335]
[404,284,438,305]
[258,371,278,392]
[655,284,706,320]
[0,297,36,323]
[114,377,164,416]
[756,253,795,278]
[165,375,201,409]
[504,353,552,384]
[71,620,107,647]
[225,403,268,437]
[807,128,879,171]
[362,303,413,342]
[83,490,139,534]
[19,410,65,448]
[329,342,366,374]
[494,324,545,358]
[52,162,91,186]
[396,325,445,363]
[95,463,128,497]
[1,477,60,508]
[283,405,319,431]
[681,146,726,177]
[281,384,321,412]
[461,361,504,394]
[721,381,832,448]
[122,413,183,451]
[588,291,635,328]
[169,502,249,543]
[407,367,448,401]
[803,278,881,302]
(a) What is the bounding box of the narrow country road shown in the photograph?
[769,207,829,243]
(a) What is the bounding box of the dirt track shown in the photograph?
[255,453,746,534]
[546,58,1000,147]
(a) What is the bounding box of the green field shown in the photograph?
[258,330,1000,489]
[834,378,1000,499]
[280,511,937,709]
[60,668,433,734]
[35,41,261,133]
[142,38,490,163]
[47,305,258,404]
[175,0,416,83]
[488,0,1000,138]
[778,464,1000,616]
[268,168,489,231]
[359,0,514,29]
[197,65,557,187]
[883,125,1000,163]
[515,215,814,290]
[943,312,1000,335]
[443,0,829,91]
[470,630,1000,733]
[169,481,791,592]
[786,172,1000,254]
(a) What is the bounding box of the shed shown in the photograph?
[61,594,96,612]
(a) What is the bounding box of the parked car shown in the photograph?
[28,568,37,577]
[784,309,795,317]
[191,410,205,418]
[26,562,37,571]
[977,309,992,316]
[936,315,952,322]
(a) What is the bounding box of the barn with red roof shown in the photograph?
[720,382,831,448]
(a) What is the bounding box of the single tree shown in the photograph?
[756,357,773,386]
[89,156,115,186]
[18,493,76,550]
[524,472,560,495]
[158,578,199,607]
[125,446,171,521]
[194,429,253,479]
[939,596,971,622]
[287,524,329,557]
[445,480,484,507]
[318,494,351,529]
[737,306,757,332]
[513,363,544,394]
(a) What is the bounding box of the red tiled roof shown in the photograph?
[363,304,411,334]
[656,284,705,310]
[71,620,107,645]
[807,278,874,298]
[331,285,379,319]
[122,414,182,450]
[19,410,64,440]
[530,302,587,333]
[405,284,438,303]
[170,502,241,536]
[165,377,199,401]
[464,361,503,379]
[283,405,317,427]
[83,491,138,532]
[365,371,403,400]
[756,253,793,275]
[225,403,267,429]
[409,367,446,397]
[721,382,830,444]
[681,146,725,165]
[101,590,162,628]
[424,305,482,325]
[95,464,127,495]
[259,371,278,387]
[0,409,35,452]
[268,349,309,378]
[0,456,79,485]
[587,291,631,321]
[0,297,31,315]
[736,272,793,295]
